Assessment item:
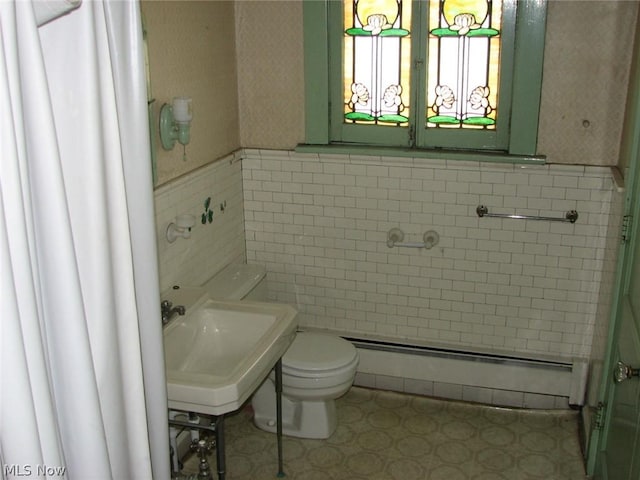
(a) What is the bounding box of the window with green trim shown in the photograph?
[304,0,547,157]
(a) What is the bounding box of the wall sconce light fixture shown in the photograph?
[159,96,192,151]
[166,214,196,243]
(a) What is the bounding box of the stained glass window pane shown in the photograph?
[426,0,502,130]
[343,0,412,126]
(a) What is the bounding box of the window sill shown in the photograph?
[295,143,546,165]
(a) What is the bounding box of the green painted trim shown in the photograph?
[588,22,640,474]
[413,0,429,147]
[327,0,344,143]
[295,143,546,165]
[509,0,547,155]
[303,1,329,145]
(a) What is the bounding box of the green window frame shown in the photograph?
[302,0,547,162]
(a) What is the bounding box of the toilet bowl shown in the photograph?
[251,331,358,439]
[203,263,359,439]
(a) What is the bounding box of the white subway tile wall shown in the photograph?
[354,372,571,409]
[242,150,617,361]
[154,152,246,293]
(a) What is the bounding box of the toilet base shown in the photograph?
[251,378,338,439]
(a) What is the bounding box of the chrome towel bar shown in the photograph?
[476,205,579,223]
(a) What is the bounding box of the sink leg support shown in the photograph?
[275,358,285,477]
[214,415,225,480]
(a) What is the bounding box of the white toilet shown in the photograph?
[204,263,359,439]
[251,331,358,439]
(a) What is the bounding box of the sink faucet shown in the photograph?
[161,300,186,325]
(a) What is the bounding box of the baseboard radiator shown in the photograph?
[346,337,588,408]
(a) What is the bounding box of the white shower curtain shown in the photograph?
[0,1,169,479]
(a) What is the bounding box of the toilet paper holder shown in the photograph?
[387,228,439,249]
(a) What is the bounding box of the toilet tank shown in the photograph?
[202,263,267,301]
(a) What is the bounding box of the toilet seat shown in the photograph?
[282,355,359,380]
[282,332,357,375]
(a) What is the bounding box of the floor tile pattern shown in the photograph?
[181,387,586,480]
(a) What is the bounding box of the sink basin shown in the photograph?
[163,291,297,416]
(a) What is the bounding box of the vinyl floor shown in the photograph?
[180,387,587,480]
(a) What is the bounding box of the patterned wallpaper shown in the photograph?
[143,1,638,188]
[233,0,637,166]
[142,1,241,186]
[234,0,305,149]
[537,1,637,166]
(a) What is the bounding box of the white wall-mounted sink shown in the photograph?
[162,288,297,416]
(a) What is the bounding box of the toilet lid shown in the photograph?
[283,332,357,372]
